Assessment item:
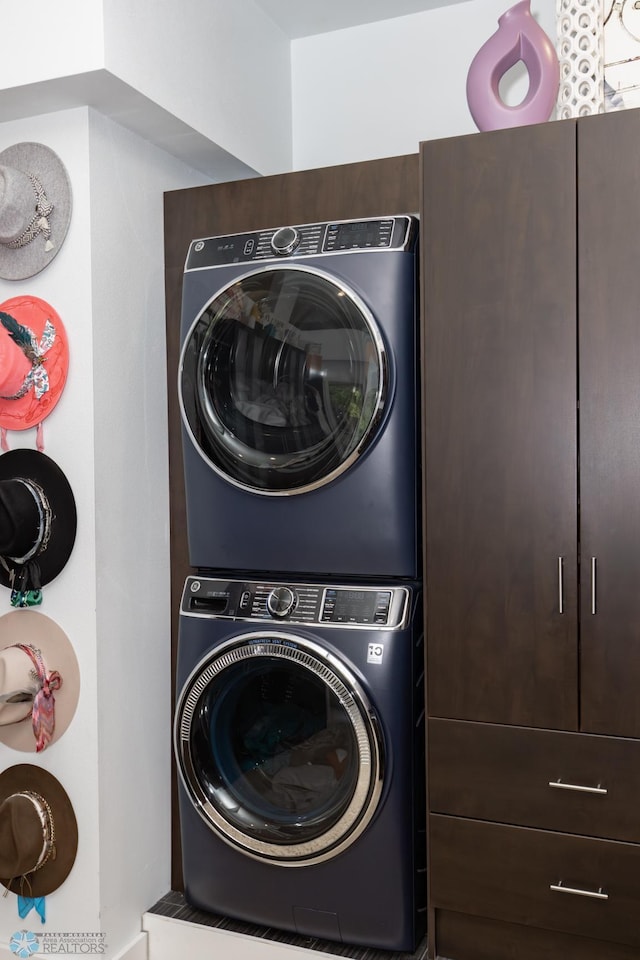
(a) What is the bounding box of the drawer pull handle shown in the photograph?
[549,778,607,795]
[550,881,608,900]
[591,556,597,614]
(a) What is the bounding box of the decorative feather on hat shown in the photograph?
[0,296,69,451]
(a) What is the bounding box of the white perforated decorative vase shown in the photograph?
[556,0,605,118]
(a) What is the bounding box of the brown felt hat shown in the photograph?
[0,763,78,896]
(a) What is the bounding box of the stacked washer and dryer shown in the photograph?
[173,215,425,951]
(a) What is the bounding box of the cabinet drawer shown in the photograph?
[429,718,640,842]
[430,815,640,949]
[435,910,640,960]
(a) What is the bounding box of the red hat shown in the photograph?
[0,296,68,433]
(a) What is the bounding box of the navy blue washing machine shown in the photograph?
[174,574,426,951]
[178,215,419,580]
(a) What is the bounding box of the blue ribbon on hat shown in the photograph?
[18,894,46,923]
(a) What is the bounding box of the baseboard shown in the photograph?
[109,931,148,960]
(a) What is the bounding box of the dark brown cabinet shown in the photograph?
[578,112,640,737]
[430,816,640,949]
[421,109,640,958]
[429,719,640,844]
[422,118,579,732]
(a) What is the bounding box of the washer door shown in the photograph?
[179,265,388,495]
[174,632,385,865]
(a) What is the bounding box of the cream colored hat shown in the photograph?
[0,611,79,752]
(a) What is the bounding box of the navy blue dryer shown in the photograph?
[174,574,426,951]
[178,215,419,580]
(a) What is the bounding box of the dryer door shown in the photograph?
[179,265,387,495]
[174,632,384,865]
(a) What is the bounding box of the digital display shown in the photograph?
[322,589,391,624]
[324,219,393,251]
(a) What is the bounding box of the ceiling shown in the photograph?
[254,0,467,39]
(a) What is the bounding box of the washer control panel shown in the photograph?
[185,216,416,271]
[182,576,410,630]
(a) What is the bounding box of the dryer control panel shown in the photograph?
[182,575,411,630]
[184,215,417,271]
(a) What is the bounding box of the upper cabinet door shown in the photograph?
[421,121,578,729]
[579,110,640,737]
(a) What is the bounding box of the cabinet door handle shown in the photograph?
[591,556,597,614]
[558,556,564,614]
[549,778,607,795]
[550,881,608,900]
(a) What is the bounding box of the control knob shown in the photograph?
[267,586,297,618]
[271,226,300,256]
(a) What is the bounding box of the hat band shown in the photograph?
[0,312,56,402]
[12,791,55,873]
[2,174,54,252]
[2,479,50,566]
[13,642,62,752]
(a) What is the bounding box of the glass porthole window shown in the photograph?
[179,266,387,495]
[175,634,384,865]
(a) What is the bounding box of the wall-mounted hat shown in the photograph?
[0,763,78,898]
[0,449,77,606]
[0,610,80,752]
[0,142,72,280]
[0,296,69,438]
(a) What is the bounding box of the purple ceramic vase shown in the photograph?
[466,0,560,131]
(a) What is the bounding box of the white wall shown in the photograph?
[0,1,104,86]
[89,108,210,953]
[0,0,292,178]
[103,0,293,176]
[0,105,210,959]
[291,0,557,169]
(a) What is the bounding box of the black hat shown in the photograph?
[0,449,76,600]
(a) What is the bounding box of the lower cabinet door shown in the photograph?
[430,815,640,948]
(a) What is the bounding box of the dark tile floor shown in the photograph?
[148,891,428,960]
